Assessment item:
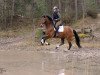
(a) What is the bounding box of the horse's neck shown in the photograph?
[46,24,54,29]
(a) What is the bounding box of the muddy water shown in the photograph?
[35,49,100,75]
[0,48,100,75]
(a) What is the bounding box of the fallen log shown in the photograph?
[83,28,92,34]
[76,28,92,34]
[76,29,82,33]
[76,28,94,39]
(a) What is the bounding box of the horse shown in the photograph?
[40,15,81,50]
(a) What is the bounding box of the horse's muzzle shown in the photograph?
[40,24,44,27]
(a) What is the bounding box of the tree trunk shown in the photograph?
[11,0,15,26]
[4,0,7,30]
[58,0,61,12]
[75,0,78,21]
[82,0,85,33]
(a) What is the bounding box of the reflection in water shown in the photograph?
[0,68,6,74]
[58,69,65,75]
[34,50,100,75]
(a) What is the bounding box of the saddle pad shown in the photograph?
[58,26,64,32]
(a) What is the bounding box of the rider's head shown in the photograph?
[53,6,59,12]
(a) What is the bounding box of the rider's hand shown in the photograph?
[55,19,60,21]
[55,19,58,21]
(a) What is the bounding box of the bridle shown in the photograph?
[40,16,47,27]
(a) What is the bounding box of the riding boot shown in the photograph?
[54,31,56,37]
[56,26,59,37]
[53,22,56,37]
[54,26,59,37]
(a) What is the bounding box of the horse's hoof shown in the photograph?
[55,46,59,49]
[68,49,70,50]
[55,47,58,49]
[45,41,50,45]
[45,43,50,45]
[48,43,50,45]
[80,46,82,48]
[55,48,59,52]
[56,45,59,49]
[78,46,82,48]
[41,43,44,46]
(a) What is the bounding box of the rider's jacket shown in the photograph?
[52,12,61,23]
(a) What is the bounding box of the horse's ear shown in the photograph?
[42,15,46,18]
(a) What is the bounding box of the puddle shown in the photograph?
[0,49,100,75]
[0,68,6,74]
[34,51,100,75]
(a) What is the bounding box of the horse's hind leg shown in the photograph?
[68,42,72,50]
[56,38,65,49]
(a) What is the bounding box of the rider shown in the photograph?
[52,6,61,37]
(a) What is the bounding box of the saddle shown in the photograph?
[55,20,65,31]
[53,21,64,37]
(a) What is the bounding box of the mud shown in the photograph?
[0,15,100,75]
[0,38,100,75]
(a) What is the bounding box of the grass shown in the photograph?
[81,42,100,48]
[0,30,17,38]
[79,33,90,38]
[0,25,33,38]
[0,25,35,47]
[35,28,43,39]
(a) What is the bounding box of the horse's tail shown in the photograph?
[73,30,82,48]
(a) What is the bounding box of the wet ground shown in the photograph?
[0,21,100,75]
[0,37,100,75]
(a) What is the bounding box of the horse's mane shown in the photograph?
[46,15,53,22]
[42,15,54,24]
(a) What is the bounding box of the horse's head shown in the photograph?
[40,15,47,27]
[40,15,53,27]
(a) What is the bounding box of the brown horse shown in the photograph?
[40,15,81,50]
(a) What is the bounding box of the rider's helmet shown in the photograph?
[53,6,59,12]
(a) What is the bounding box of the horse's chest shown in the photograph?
[45,29,53,36]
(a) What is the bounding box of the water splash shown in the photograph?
[58,69,65,75]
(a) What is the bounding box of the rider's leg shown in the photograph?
[54,26,59,37]
[55,26,59,37]
[53,21,57,37]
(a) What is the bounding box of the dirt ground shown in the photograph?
[0,15,100,75]
[0,31,100,75]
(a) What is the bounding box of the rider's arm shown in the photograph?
[55,12,61,21]
[58,12,61,19]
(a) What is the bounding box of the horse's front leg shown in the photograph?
[41,35,50,45]
[56,38,65,49]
